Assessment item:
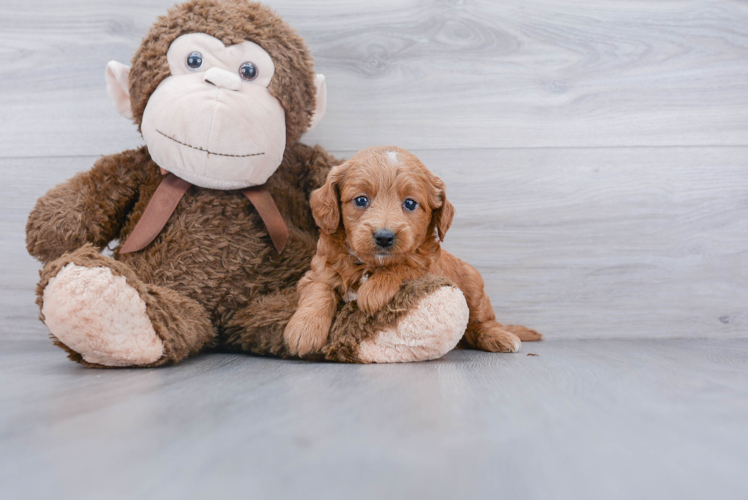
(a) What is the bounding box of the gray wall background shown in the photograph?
[1,0,747,340]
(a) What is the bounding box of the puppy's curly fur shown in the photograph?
[284,146,542,356]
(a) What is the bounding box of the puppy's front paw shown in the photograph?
[284,311,330,356]
[357,279,398,316]
[357,292,388,316]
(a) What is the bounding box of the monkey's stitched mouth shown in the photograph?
[156,130,265,158]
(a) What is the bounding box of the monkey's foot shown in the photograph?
[42,263,164,367]
[357,286,469,363]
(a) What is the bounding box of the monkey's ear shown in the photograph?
[307,74,327,131]
[105,61,133,119]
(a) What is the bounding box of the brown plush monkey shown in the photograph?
[25,0,472,367]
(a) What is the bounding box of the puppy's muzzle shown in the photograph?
[374,229,396,249]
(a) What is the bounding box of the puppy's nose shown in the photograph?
[374,229,396,249]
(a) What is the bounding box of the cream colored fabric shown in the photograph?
[204,67,242,91]
[106,33,327,190]
[42,264,164,367]
[308,74,327,131]
[358,286,469,363]
[105,61,132,119]
[141,34,286,190]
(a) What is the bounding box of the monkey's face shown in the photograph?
[106,3,327,190]
[137,33,285,190]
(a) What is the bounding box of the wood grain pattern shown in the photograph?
[4,147,746,340]
[1,338,747,499]
[424,147,748,339]
[1,0,746,340]
[2,3,747,494]
[0,156,99,337]
[1,0,748,156]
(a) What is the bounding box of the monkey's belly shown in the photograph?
[117,190,317,316]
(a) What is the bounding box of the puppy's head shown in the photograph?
[310,146,454,266]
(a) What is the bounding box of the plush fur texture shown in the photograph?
[139,33,291,190]
[36,244,216,367]
[42,264,164,367]
[284,146,541,356]
[321,276,464,363]
[357,285,469,363]
[129,0,317,146]
[221,275,468,363]
[26,1,472,367]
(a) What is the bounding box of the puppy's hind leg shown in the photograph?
[500,324,543,342]
[456,261,526,353]
[463,322,522,353]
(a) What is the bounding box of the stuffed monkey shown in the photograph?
[25,0,472,367]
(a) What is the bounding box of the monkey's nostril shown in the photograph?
[203,67,242,91]
[374,229,396,249]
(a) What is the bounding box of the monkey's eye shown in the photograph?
[403,199,418,211]
[186,51,203,70]
[239,62,258,81]
[354,196,370,208]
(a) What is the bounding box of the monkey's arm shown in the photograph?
[26,147,149,263]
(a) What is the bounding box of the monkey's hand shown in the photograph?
[26,149,146,263]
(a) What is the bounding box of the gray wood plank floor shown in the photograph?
[1,338,746,500]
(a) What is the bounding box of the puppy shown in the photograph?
[284,146,541,356]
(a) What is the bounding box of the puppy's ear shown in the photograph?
[311,162,349,234]
[429,175,455,241]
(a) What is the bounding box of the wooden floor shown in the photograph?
[1,338,746,500]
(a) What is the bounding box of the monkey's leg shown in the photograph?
[323,276,470,364]
[223,288,298,358]
[37,245,215,368]
[223,277,470,364]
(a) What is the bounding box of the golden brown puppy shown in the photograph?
[284,146,541,356]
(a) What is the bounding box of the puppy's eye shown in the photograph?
[186,51,203,70]
[403,198,418,211]
[354,196,369,208]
